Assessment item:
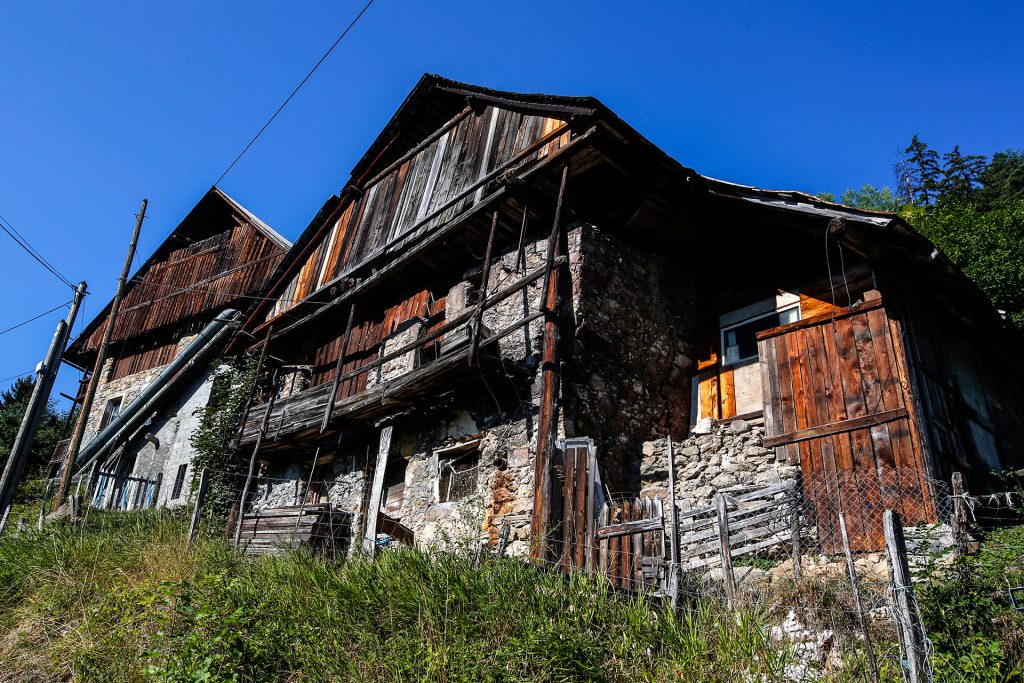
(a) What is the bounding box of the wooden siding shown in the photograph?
[268,106,569,321]
[109,336,183,381]
[757,296,936,551]
[309,291,447,403]
[80,222,285,352]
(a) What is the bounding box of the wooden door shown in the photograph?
[757,296,936,551]
[554,438,599,572]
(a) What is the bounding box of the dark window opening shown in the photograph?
[721,307,799,365]
[171,463,188,500]
[99,397,122,430]
[383,458,408,513]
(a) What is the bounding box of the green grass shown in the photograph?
[8,504,1019,682]
[0,510,816,682]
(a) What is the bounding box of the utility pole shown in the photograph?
[0,281,88,531]
[53,199,146,511]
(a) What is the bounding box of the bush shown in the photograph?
[916,525,1024,681]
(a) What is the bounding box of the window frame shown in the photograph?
[170,463,188,500]
[99,396,123,431]
[436,443,481,504]
[720,303,800,367]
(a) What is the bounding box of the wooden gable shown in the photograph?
[264,104,570,322]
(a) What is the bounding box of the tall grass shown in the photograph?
[0,511,809,682]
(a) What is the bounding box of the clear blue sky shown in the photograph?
[2,0,1022,409]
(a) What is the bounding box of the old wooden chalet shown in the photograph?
[62,188,289,509]
[217,76,1024,558]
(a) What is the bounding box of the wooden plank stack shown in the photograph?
[237,504,352,557]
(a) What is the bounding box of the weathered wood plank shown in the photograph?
[363,425,393,557]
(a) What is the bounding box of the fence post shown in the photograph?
[951,471,969,556]
[666,435,681,608]
[789,481,802,581]
[884,509,931,683]
[840,512,880,683]
[188,467,210,547]
[715,492,737,608]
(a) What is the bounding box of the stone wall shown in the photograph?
[639,418,798,509]
[570,226,695,493]
[86,334,213,508]
[125,368,216,507]
[248,227,575,556]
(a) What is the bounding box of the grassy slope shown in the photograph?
[3,507,1020,682]
[0,511,797,683]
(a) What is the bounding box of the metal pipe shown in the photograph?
[73,309,242,473]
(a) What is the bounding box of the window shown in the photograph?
[382,459,408,513]
[721,305,799,365]
[99,397,122,430]
[437,442,480,503]
[171,463,188,500]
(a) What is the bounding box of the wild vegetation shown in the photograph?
[0,375,72,476]
[0,492,1020,682]
[819,139,1024,329]
[0,508,802,682]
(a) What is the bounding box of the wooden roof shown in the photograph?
[65,188,289,364]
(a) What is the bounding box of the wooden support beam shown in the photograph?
[530,165,569,562]
[666,434,681,608]
[233,368,279,549]
[363,425,394,558]
[468,211,499,367]
[321,305,356,433]
[188,467,210,547]
[595,515,664,539]
[763,407,908,448]
[232,326,272,449]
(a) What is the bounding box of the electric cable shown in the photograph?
[0,300,72,337]
[0,211,77,289]
[214,0,377,186]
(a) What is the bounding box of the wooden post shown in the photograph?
[884,509,930,683]
[320,307,356,432]
[530,165,569,561]
[363,425,393,557]
[497,523,511,558]
[790,481,803,581]
[1,282,87,526]
[233,367,279,549]
[224,501,239,541]
[715,492,737,608]
[467,211,499,366]
[585,443,597,574]
[55,201,146,511]
[232,327,273,449]
[840,512,880,683]
[188,467,210,547]
[951,472,969,556]
[666,435,681,608]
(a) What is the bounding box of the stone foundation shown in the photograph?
[640,418,797,509]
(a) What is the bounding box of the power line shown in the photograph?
[0,301,72,337]
[0,210,77,290]
[214,0,377,186]
[1,370,35,384]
